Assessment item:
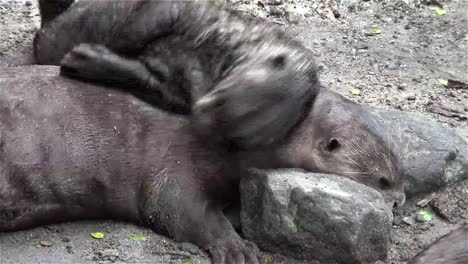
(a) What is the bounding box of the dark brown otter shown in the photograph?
[409,225,468,264]
[34,0,319,151]
[0,65,405,264]
[33,2,406,206]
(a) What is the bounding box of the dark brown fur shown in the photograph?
[0,65,405,264]
[34,0,319,150]
[32,1,407,206]
[409,225,468,264]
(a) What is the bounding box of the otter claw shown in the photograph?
[208,240,260,264]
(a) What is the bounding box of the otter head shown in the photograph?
[236,88,406,208]
[275,88,406,208]
[192,43,319,150]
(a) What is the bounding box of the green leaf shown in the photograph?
[130,234,147,241]
[39,240,54,247]
[180,260,192,264]
[438,79,448,87]
[436,8,447,16]
[368,27,382,36]
[350,88,361,95]
[428,6,447,16]
[90,232,104,239]
[417,210,434,222]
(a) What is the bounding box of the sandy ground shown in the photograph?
[0,0,467,263]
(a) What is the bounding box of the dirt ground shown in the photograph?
[0,0,467,263]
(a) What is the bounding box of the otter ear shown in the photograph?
[270,54,287,69]
[324,138,341,152]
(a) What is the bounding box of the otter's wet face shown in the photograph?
[280,89,406,208]
[192,45,319,150]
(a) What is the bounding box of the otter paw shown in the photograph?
[60,43,118,80]
[207,239,260,264]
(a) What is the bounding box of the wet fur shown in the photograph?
[409,225,468,264]
[0,65,406,264]
[34,0,319,150]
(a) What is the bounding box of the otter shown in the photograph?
[409,225,468,264]
[34,0,319,150]
[0,65,405,264]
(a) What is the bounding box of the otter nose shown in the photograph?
[393,192,406,209]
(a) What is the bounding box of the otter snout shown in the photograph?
[385,189,406,210]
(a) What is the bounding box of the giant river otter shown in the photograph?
[0,65,405,264]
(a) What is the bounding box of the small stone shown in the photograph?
[25,1,32,7]
[286,11,301,24]
[406,95,416,100]
[404,24,411,30]
[402,217,415,225]
[269,6,282,16]
[416,194,436,207]
[66,245,73,254]
[333,10,341,18]
[39,240,54,247]
[392,215,403,226]
[352,42,369,50]
[418,224,430,231]
[178,242,201,255]
[62,237,70,243]
[266,0,283,5]
[398,83,407,90]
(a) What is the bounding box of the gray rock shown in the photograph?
[370,109,468,197]
[240,169,392,264]
[178,242,201,255]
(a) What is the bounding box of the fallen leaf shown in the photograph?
[417,210,434,222]
[436,8,447,16]
[428,6,447,16]
[180,260,193,264]
[428,102,468,120]
[416,193,436,207]
[367,27,382,36]
[447,79,468,90]
[39,240,54,247]
[130,234,147,241]
[208,0,220,6]
[90,232,104,239]
[350,88,361,95]
[438,79,448,87]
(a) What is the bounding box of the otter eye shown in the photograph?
[325,138,341,152]
[379,177,392,189]
[271,54,286,69]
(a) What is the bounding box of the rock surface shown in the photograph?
[240,169,393,264]
[371,109,468,197]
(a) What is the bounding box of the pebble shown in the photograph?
[62,237,70,243]
[406,95,416,100]
[39,240,54,247]
[402,217,415,225]
[333,10,341,18]
[398,83,407,90]
[66,245,73,254]
[178,242,201,255]
[352,42,369,50]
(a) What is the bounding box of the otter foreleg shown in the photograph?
[60,43,191,115]
[139,175,260,264]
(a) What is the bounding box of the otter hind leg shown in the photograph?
[0,202,66,232]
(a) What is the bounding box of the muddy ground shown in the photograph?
[0,0,467,263]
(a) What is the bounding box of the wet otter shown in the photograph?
[0,65,405,264]
[34,0,319,150]
[409,225,468,264]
